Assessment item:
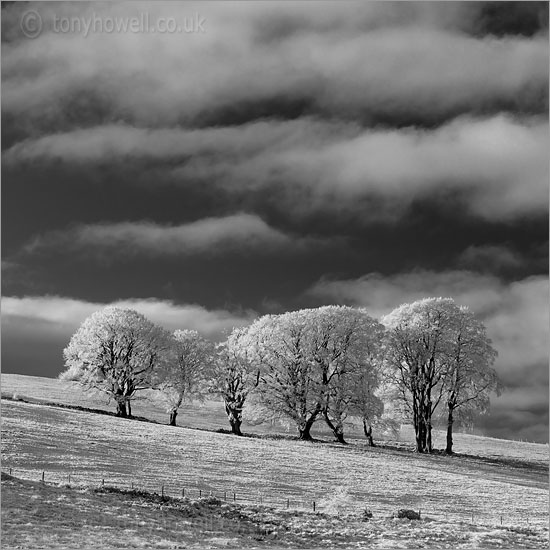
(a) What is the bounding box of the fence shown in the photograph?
[2,466,543,529]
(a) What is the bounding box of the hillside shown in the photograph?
[1,373,548,548]
[1,373,548,464]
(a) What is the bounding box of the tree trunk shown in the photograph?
[225,402,243,436]
[415,418,427,453]
[127,400,132,418]
[445,407,454,454]
[363,419,376,447]
[169,409,178,427]
[229,417,243,436]
[298,411,320,441]
[323,410,347,444]
[116,400,127,417]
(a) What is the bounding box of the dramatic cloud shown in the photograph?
[5,115,547,222]
[2,3,547,130]
[23,213,331,259]
[458,245,524,272]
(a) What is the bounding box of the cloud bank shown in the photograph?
[23,213,331,259]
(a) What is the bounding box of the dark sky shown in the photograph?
[2,1,549,442]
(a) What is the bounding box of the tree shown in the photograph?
[209,327,259,436]
[349,368,385,446]
[243,310,323,441]
[383,298,500,454]
[242,306,385,443]
[155,330,213,426]
[383,298,457,453]
[309,307,385,444]
[441,306,500,454]
[61,307,172,417]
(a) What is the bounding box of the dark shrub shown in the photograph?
[396,509,421,520]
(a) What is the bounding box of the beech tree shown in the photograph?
[209,328,259,436]
[61,307,172,417]
[442,306,500,454]
[349,369,385,446]
[310,307,385,444]
[383,298,500,454]
[243,310,322,440]
[383,298,457,453]
[155,330,213,426]
[242,306,384,442]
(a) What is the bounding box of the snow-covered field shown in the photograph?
[2,473,547,549]
[1,374,549,548]
[2,373,548,464]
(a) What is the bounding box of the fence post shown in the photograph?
[233,492,236,502]
[41,471,45,482]
[131,482,134,490]
[500,515,503,525]
[161,485,164,497]
[102,478,104,487]
[182,488,185,498]
[68,474,71,484]
[313,501,316,512]
[9,468,12,475]
[199,489,202,498]
[287,498,289,509]
[224,491,227,501]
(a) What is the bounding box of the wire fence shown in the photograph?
[3,466,545,529]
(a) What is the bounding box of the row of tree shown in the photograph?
[61,298,501,454]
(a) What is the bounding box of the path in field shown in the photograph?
[2,399,548,530]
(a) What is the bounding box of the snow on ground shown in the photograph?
[2,473,548,549]
[1,400,548,529]
[1,374,548,548]
[2,373,548,465]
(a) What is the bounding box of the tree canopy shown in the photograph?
[61,307,172,417]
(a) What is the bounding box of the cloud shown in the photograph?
[4,115,548,222]
[457,245,524,272]
[2,294,254,342]
[2,3,547,128]
[23,213,330,259]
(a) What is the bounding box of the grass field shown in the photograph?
[1,374,549,548]
[2,373,548,464]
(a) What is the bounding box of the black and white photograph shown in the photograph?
[1,1,549,548]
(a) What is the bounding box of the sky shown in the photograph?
[2,1,549,443]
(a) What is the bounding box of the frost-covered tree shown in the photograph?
[441,306,500,454]
[309,307,385,444]
[242,306,385,442]
[383,298,500,454]
[155,330,213,426]
[383,298,457,453]
[243,310,322,440]
[349,369,385,446]
[209,327,259,436]
[61,307,172,417]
